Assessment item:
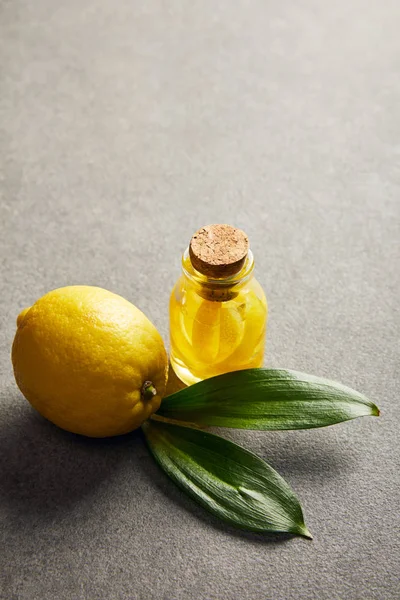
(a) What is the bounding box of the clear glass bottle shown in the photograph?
[169,225,268,385]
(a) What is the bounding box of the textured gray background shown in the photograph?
[1,1,399,599]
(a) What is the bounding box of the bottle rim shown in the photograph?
[182,247,255,289]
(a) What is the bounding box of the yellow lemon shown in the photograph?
[190,300,221,362]
[190,300,244,363]
[12,286,168,437]
[215,290,267,370]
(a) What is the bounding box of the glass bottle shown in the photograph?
[169,224,268,385]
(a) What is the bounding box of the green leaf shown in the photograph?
[156,368,380,430]
[142,419,311,539]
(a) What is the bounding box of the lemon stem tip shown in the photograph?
[142,381,157,401]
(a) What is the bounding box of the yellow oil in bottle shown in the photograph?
[170,225,267,385]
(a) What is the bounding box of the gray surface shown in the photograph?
[0,1,399,599]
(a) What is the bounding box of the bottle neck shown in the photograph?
[181,247,255,301]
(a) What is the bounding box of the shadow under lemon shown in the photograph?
[0,392,146,515]
[0,365,184,515]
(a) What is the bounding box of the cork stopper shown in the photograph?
[189,224,249,278]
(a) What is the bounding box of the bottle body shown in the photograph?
[170,249,267,385]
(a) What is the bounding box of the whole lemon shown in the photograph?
[12,286,168,437]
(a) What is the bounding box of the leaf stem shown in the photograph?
[150,413,203,429]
